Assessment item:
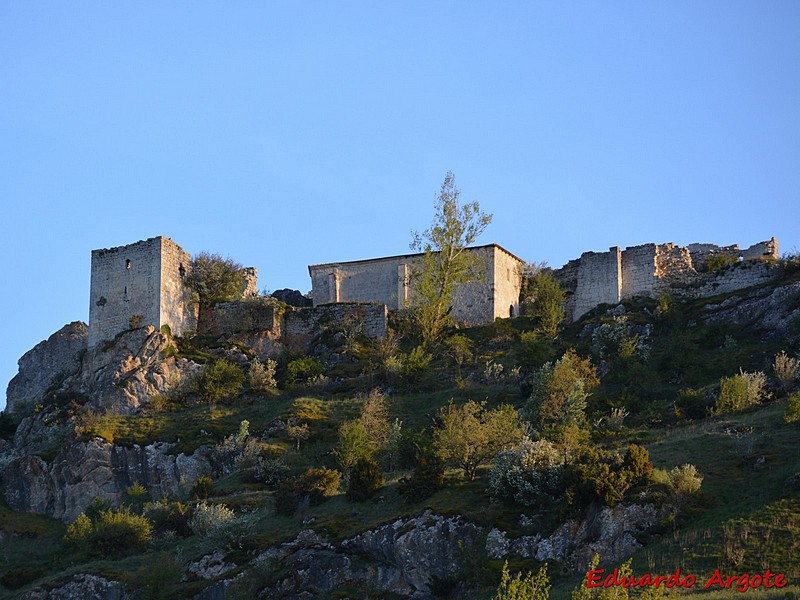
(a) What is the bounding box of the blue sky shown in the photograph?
[2,2,799,409]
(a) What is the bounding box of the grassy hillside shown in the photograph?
[1,265,799,599]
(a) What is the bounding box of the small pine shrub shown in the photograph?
[125,482,149,513]
[347,456,384,502]
[399,346,432,381]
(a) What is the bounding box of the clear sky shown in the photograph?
[2,2,799,409]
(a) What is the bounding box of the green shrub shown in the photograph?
[785,391,800,424]
[191,475,214,499]
[667,463,703,497]
[144,500,191,536]
[191,359,245,402]
[774,350,799,395]
[274,468,341,515]
[335,419,372,473]
[493,561,550,600]
[249,358,278,391]
[189,252,246,304]
[702,253,738,272]
[347,456,384,502]
[286,356,324,384]
[69,508,153,558]
[713,370,767,415]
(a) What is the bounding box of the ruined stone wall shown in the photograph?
[555,237,779,321]
[572,247,622,319]
[241,267,259,298]
[198,300,280,338]
[284,303,387,353]
[309,245,523,326]
[89,237,196,348]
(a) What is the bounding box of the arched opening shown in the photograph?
[509,304,515,318]
[126,259,131,270]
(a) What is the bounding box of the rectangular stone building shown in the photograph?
[308,244,524,325]
[88,237,197,348]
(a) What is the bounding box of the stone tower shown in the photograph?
[88,237,197,348]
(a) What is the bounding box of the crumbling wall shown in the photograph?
[555,238,779,321]
[572,248,622,319]
[284,303,387,354]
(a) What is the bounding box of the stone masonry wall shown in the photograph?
[572,247,622,319]
[555,238,779,321]
[283,303,388,353]
[158,237,198,339]
[89,238,165,348]
[308,245,523,326]
[89,237,196,348]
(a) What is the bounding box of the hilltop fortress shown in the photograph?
[86,235,779,349]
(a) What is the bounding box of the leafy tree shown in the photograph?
[189,252,246,304]
[410,172,492,349]
[530,349,599,426]
[433,401,523,480]
[523,266,566,339]
[774,350,799,395]
[286,421,310,450]
[286,356,324,384]
[335,419,373,473]
[494,561,550,600]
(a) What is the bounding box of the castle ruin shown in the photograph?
[87,236,780,348]
[88,237,198,348]
[553,237,779,320]
[308,244,524,324]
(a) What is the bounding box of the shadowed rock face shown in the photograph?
[6,322,88,414]
[3,439,210,522]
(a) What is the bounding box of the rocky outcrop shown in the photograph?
[271,289,312,308]
[6,322,88,414]
[3,439,211,521]
[248,513,482,599]
[77,326,199,415]
[486,503,658,572]
[17,574,122,600]
[699,280,800,337]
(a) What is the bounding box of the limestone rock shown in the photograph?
[6,322,88,414]
[271,288,312,308]
[3,438,211,521]
[17,573,122,600]
[185,550,237,581]
[78,326,199,414]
